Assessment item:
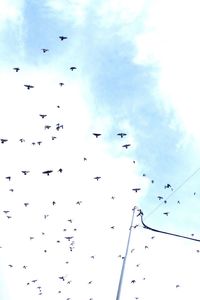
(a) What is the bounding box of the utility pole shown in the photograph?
[116,206,137,300]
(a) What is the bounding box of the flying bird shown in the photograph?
[13,67,20,72]
[44,125,51,129]
[117,133,127,138]
[70,67,77,71]
[42,170,53,176]
[21,170,30,175]
[132,188,141,192]
[24,203,29,207]
[41,48,49,53]
[94,176,101,181]
[122,144,131,149]
[59,36,67,40]
[5,176,11,181]
[163,212,170,216]
[0,139,8,143]
[157,196,163,200]
[39,114,47,118]
[93,133,101,138]
[24,84,34,90]
[59,82,64,86]
[19,138,25,143]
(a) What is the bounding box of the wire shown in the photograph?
[138,210,200,242]
[144,165,200,220]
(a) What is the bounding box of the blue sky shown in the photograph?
[0,0,200,299]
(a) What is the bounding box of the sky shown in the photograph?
[0,0,200,299]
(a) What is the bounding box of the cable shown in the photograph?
[138,210,200,242]
[144,165,200,220]
[116,207,136,300]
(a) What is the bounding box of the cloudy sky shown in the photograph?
[1,0,200,299]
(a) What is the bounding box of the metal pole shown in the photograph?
[116,206,136,300]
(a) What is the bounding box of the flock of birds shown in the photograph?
[1,30,199,300]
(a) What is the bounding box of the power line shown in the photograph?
[116,207,136,300]
[144,165,200,220]
[138,210,200,242]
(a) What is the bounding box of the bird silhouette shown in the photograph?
[132,188,141,192]
[117,133,127,138]
[59,36,67,40]
[122,144,131,149]
[52,201,56,205]
[5,176,11,181]
[163,212,170,216]
[21,170,30,175]
[94,176,101,181]
[24,84,34,90]
[13,67,20,72]
[59,82,64,86]
[19,138,25,143]
[42,170,53,176]
[39,114,47,118]
[3,210,10,214]
[24,203,29,207]
[70,67,77,71]
[93,133,101,138]
[131,280,136,284]
[41,48,49,53]
[157,196,163,200]
[0,139,8,143]
[44,125,51,129]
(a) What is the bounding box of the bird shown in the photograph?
[44,125,51,129]
[41,48,49,53]
[164,183,172,189]
[76,201,82,205]
[52,136,57,140]
[122,144,131,149]
[8,264,13,267]
[110,226,115,229]
[132,188,141,192]
[13,67,20,72]
[157,196,163,200]
[176,284,180,288]
[5,176,11,181]
[163,212,170,216]
[59,276,65,281]
[59,82,64,86]
[52,201,56,205]
[145,245,149,249]
[42,170,53,176]
[83,157,87,161]
[24,84,34,89]
[58,168,63,173]
[39,114,47,119]
[19,138,25,143]
[131,280,136,284]
[56,124,63,131]
[59,36,67,40]
[3,210,10,214]
[21,170,30,175]
[0,139,8,143]
[94,176,101,181]
[70,67,77,71]
[37,141,42,145]
[93,133,101,138]
[24,203,29,207]
[117,133,127,138]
